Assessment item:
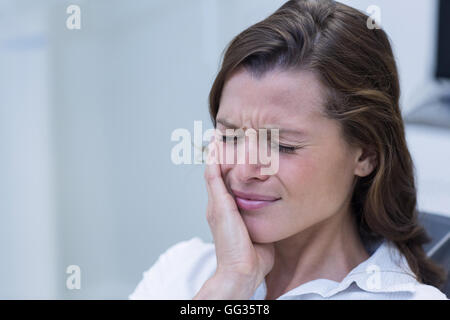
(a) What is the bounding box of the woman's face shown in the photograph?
[216,67,367,244]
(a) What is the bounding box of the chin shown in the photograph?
[241,214,285,243]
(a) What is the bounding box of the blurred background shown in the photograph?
[0,0,449,299]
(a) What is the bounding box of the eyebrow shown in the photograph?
[216,118,307,137]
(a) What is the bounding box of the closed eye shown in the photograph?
[221,135,300,154]
[278,145,298,154]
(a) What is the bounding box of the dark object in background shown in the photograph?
[436,0,450,79]
[419,212,450,297]
[405,0,450,128]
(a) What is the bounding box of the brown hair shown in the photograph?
[207,0,446,288]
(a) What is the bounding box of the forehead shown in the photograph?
[217,68,327,128]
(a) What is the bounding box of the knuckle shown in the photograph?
[203,167,211,179]
[206,210,216,226]
[204,171,217,184]
[206,202,220,226]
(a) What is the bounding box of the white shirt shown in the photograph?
[129,236,448,300]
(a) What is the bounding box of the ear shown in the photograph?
[354,147,377,177]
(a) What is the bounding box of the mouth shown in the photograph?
[231,189,281,211]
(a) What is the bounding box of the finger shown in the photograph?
[204,140,236,211]
[205,141,226,199]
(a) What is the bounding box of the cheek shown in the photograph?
[279,151,355,207]
[277,156,317,197]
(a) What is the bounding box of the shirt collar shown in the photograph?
[251,239,418,299]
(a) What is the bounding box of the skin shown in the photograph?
[194,67,376,300]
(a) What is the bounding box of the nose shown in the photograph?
[227,133,272,183]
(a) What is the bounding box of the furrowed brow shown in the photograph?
[216,118,307,137]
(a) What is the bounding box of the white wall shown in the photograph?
[340,0,439,114]
[0,4,57,298]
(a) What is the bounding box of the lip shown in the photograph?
[231,189,281,211]
[231,189,281,201]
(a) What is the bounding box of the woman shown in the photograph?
[130,0,447,299]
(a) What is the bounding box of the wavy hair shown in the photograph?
[207,0,446,288]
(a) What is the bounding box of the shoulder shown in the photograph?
[128,237,216,300]
[382,241,448,300]
[410,283,448,300]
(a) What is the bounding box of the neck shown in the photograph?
[264,207,369,300]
